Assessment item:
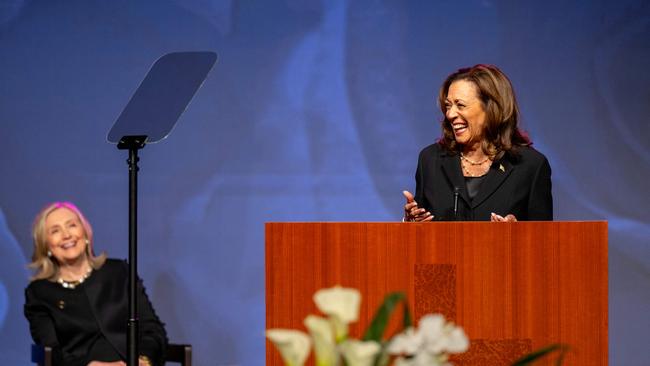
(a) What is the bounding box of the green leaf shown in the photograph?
[511,343,569,366]
[402,299,412,330]
[362,292,412,342]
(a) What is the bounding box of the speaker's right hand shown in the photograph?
[402,190,433,222]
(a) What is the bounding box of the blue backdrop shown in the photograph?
[1,1,649,364]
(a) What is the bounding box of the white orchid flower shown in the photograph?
[313,286,361,341]
[339,339,381,366]
[266,329,311,366]
[304,315,338,366]
[419,314,447,354]
[387,327,423,355]
[389,313,469,366]
[419,314,469,354]
[442,325,469,353]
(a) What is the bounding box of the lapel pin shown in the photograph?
[499,164,505,172]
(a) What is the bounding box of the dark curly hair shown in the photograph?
[437,64,531,159]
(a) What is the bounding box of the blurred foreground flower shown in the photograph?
[340,339,381,366]
[314,285,361,341]
[266,329,311,366]
[304,315,337,366]
[267,285,466,366]
[267,285,566,365]
[387,314,468,366]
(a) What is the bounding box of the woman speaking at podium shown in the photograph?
[24,202,167,366]
[403,64,552,222]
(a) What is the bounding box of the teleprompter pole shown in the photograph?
[118,135,147,366]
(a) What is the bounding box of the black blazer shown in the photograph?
[24,259,168,366]
[414,143,553,221]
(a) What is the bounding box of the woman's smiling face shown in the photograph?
[44,207,88,265]
[444,79,487,148]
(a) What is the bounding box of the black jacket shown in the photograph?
[24,259,168,366]
[414,143,553,221]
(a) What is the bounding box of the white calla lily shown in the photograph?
[329,314,349,343]
[304,315,338,366]
[266,329,311,366]
[314,286,361,324]
[339,339,381,366]
[313,286,361,341]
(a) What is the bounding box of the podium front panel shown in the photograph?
[266,222,607,365]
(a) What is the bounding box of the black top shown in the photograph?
[24,259,168,366]
[465,175,487,202]
[413,143,553,221]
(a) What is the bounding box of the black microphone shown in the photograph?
[453,186,460,220]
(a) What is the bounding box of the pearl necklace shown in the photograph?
[460,153,491,177]
[57,267,93,289]
[460,152,490,165]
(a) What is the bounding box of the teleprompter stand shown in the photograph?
[108,52,217,365]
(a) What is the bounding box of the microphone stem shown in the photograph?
[453,187,459,220]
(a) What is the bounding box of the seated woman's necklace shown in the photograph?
[460,152,491,177]
[57,267,93,289]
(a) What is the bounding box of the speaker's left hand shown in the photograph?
[490,213,517,222]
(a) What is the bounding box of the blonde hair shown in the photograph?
[28,202,106,281]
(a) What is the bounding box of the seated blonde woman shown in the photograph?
[24,202,167,366]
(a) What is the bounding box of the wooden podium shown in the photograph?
[266,222,608,365]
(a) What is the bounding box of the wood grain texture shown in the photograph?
[266,222,608,365]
